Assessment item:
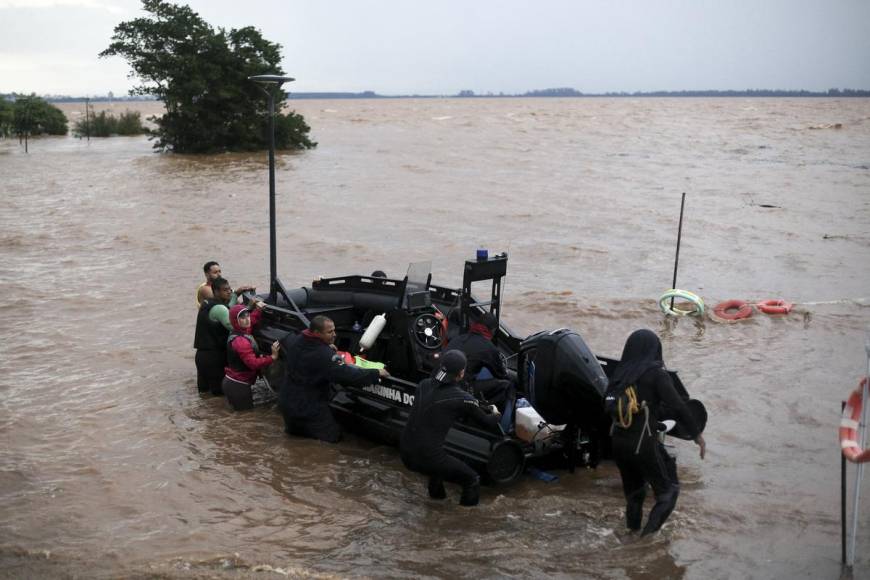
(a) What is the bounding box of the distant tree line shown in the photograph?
[14,86,869,105]
[475,87,870,98]
[0,92,157,103]
[288,87,870,99]
[593,88,870,98]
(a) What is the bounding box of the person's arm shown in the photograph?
[247,299,272,329]
[231,336,276,372]
[197,283,213,305]
[209,304,232,330]
[486,347,509,379]
[329,361,381,387]
[248,306,263,328]
[492,350,508,379]
[655,370,705,458]
[461,395,501,431]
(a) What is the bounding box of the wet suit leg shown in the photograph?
[613,435,648,531]
[195,349,225,394]
[284,403,342,443]
[641,442,680,536]
[427,477,447,499]
[613,432,679,533]
[625,487,647,531]
[403,452,481,506]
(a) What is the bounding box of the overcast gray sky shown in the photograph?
[1,0,869,96]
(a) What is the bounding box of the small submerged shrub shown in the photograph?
[74,110,147,137]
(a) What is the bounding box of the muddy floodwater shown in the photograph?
[2,97,870,579]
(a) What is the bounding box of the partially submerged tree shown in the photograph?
[0,99,13,138]
[4,95,68,137]
[100,0,315,153]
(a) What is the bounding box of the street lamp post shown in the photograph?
[249,74,294,303]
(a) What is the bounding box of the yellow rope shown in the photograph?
[617,386,640,428]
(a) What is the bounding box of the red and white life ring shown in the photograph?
[711,299,753,322]
[840,377,870,464]
[756,299,793,315]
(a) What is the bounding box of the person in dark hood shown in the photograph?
[222,302,279,411]
[279,315,388,443]
[606,329,706,535]
[446,312,516,431]
[400,350,501,506]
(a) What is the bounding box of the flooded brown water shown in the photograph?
[2,97,870,579]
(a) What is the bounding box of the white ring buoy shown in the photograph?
[659,289,705,317]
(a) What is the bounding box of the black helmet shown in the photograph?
[434,349,466,382]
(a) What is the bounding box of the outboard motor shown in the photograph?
[520,329,609,438]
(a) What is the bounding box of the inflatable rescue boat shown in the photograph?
[247,253,707,485]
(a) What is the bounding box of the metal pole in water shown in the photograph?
[846,332,870,568]
[670,192,687,310]
[841,400,847,566]
[248,74,294,304]
[267,88,277,303]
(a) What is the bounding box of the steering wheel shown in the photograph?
[413,313,442,349]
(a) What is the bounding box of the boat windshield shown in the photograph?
[404,260,431,294]
[403,260,432,309]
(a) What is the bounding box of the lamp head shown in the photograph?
[248,74,295,86]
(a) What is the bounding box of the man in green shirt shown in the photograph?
[193,277,244,394]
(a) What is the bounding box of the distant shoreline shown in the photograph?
[283,88,870,100]
[3,88,868,103]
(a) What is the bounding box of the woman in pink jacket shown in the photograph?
[222,302,279,411]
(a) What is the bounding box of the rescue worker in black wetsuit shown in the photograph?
[193,277,233,394]
[446,312,516,431]
[606,329,706,535]
[400,350,501,506]
[279,315,389,443]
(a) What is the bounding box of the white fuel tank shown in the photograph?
[514,406,566,444]
[358,313,387,351]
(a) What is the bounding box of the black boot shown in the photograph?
[459,479,480,507]
[625,487,647,531]
[428,477,447,500]
[641,484,679,536]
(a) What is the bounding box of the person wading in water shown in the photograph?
[605,329,706,535]
[223,302,278,411]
